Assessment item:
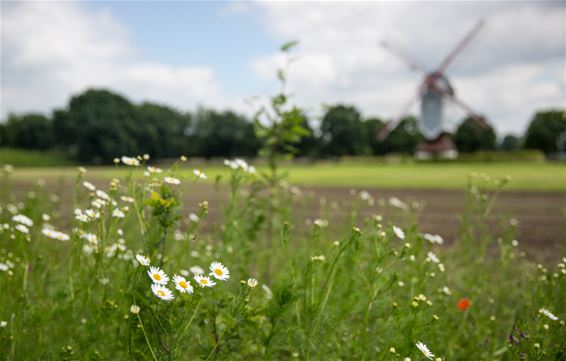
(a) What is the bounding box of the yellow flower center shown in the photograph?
[179,281,188,288]
[214,269,223,276]
[200,279,208,285]
[153,274,161,281]
[157,290,165,297]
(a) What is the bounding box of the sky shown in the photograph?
[1,1,565,136]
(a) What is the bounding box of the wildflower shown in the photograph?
[311,255,326,262]
[457,298,471,311]
[41,228,70,241]
[136,254,150,266]
[121,156,140,166]
[416,341,434,360]
[313,219,329,228]
[173,275,194,294]
[393,226,405,240]
[121,196,134,203]
[112,209,125,218]
[15,224,29,234]
[42,213,50,221]
[209,261,230,281]
[147,266,169,285]
[539,308,559,321]
[441,286,451,295]
[194,274,216,288]
[12,214,33,227]
[389,197,409,211]
[147,166,162,174]
[130,305,140,314]
[95,190,110,201]
[180,155,188,162]
[82,181,96,192]
[81,233,98,245]
[3,164,13,173]
[189,213,199,223]
[164,176,181,185]
[511,240,519,247]
[426,251,440,264]
[262,284,273,299]
[247,278,258,288]
[0,321,7,327]
[193,169,207,180]
[143,154,150,160]
[151,284,174,300]
[423,233,444,244]
[190,265,204,274]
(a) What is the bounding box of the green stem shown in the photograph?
[137,313,158,361]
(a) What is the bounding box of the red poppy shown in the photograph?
[457,297,471,311]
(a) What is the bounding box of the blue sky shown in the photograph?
[85,2,276,96]
[2,1,564,135]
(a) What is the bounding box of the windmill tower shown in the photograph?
[379,20,489,159]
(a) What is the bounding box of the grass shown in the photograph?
[0,148,73,167]
[0,159,564,360]
[5,161,566,191]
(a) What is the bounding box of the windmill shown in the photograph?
[379,20,489,159]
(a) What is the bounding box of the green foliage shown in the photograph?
[379,116,423,155]
[0,148,73,167]
[499,134,521,152]
[253,41,310,178]
[193,109,260,158]
[454,116,497,153]
[1,113,54,150]
[0,161,564,360]
[320,104,368,156]
[524,110,566,153]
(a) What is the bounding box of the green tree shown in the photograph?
[364,117,386,155]
[524,110,566,153]
[454,116,496,153]
[194,109,259,158]
[379,116,422,155]
[319,104,367,157]
[134,102,192,158]
[2,113,54,150]
[499,134,521,151]
[53,89,139,163]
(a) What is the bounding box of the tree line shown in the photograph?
[0,88,564,163]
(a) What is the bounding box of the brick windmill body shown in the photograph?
[379,20,489,159]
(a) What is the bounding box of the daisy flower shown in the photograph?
[95,190,110,201]
[189,213,199,223]
[147,166,162,174]
[247,278,258,288]
[147,266,169,285]
[41,228,70,241]
[209,261,230,281]
[112,209,125,218]
[136,254,150,266]
[426,251,440,264]
[12,214,33,227]
[164,176,181,185]
[194,274,216,288]
[173,275,194,294]
[393,226,405,240]
[190,265,204,274]
[121,156,140,167]
[193,169,207,180]
[82,181,96,192]
[130,304,140,314]
[15,224,29,234]
[151,284,174,301]
[539,308,559,321]
[416,341,434,360]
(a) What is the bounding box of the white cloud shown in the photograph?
[249,1,565,135]
[0,1,232,118]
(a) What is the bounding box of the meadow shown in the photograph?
[0,157,564,360]
[7,160,566,192]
